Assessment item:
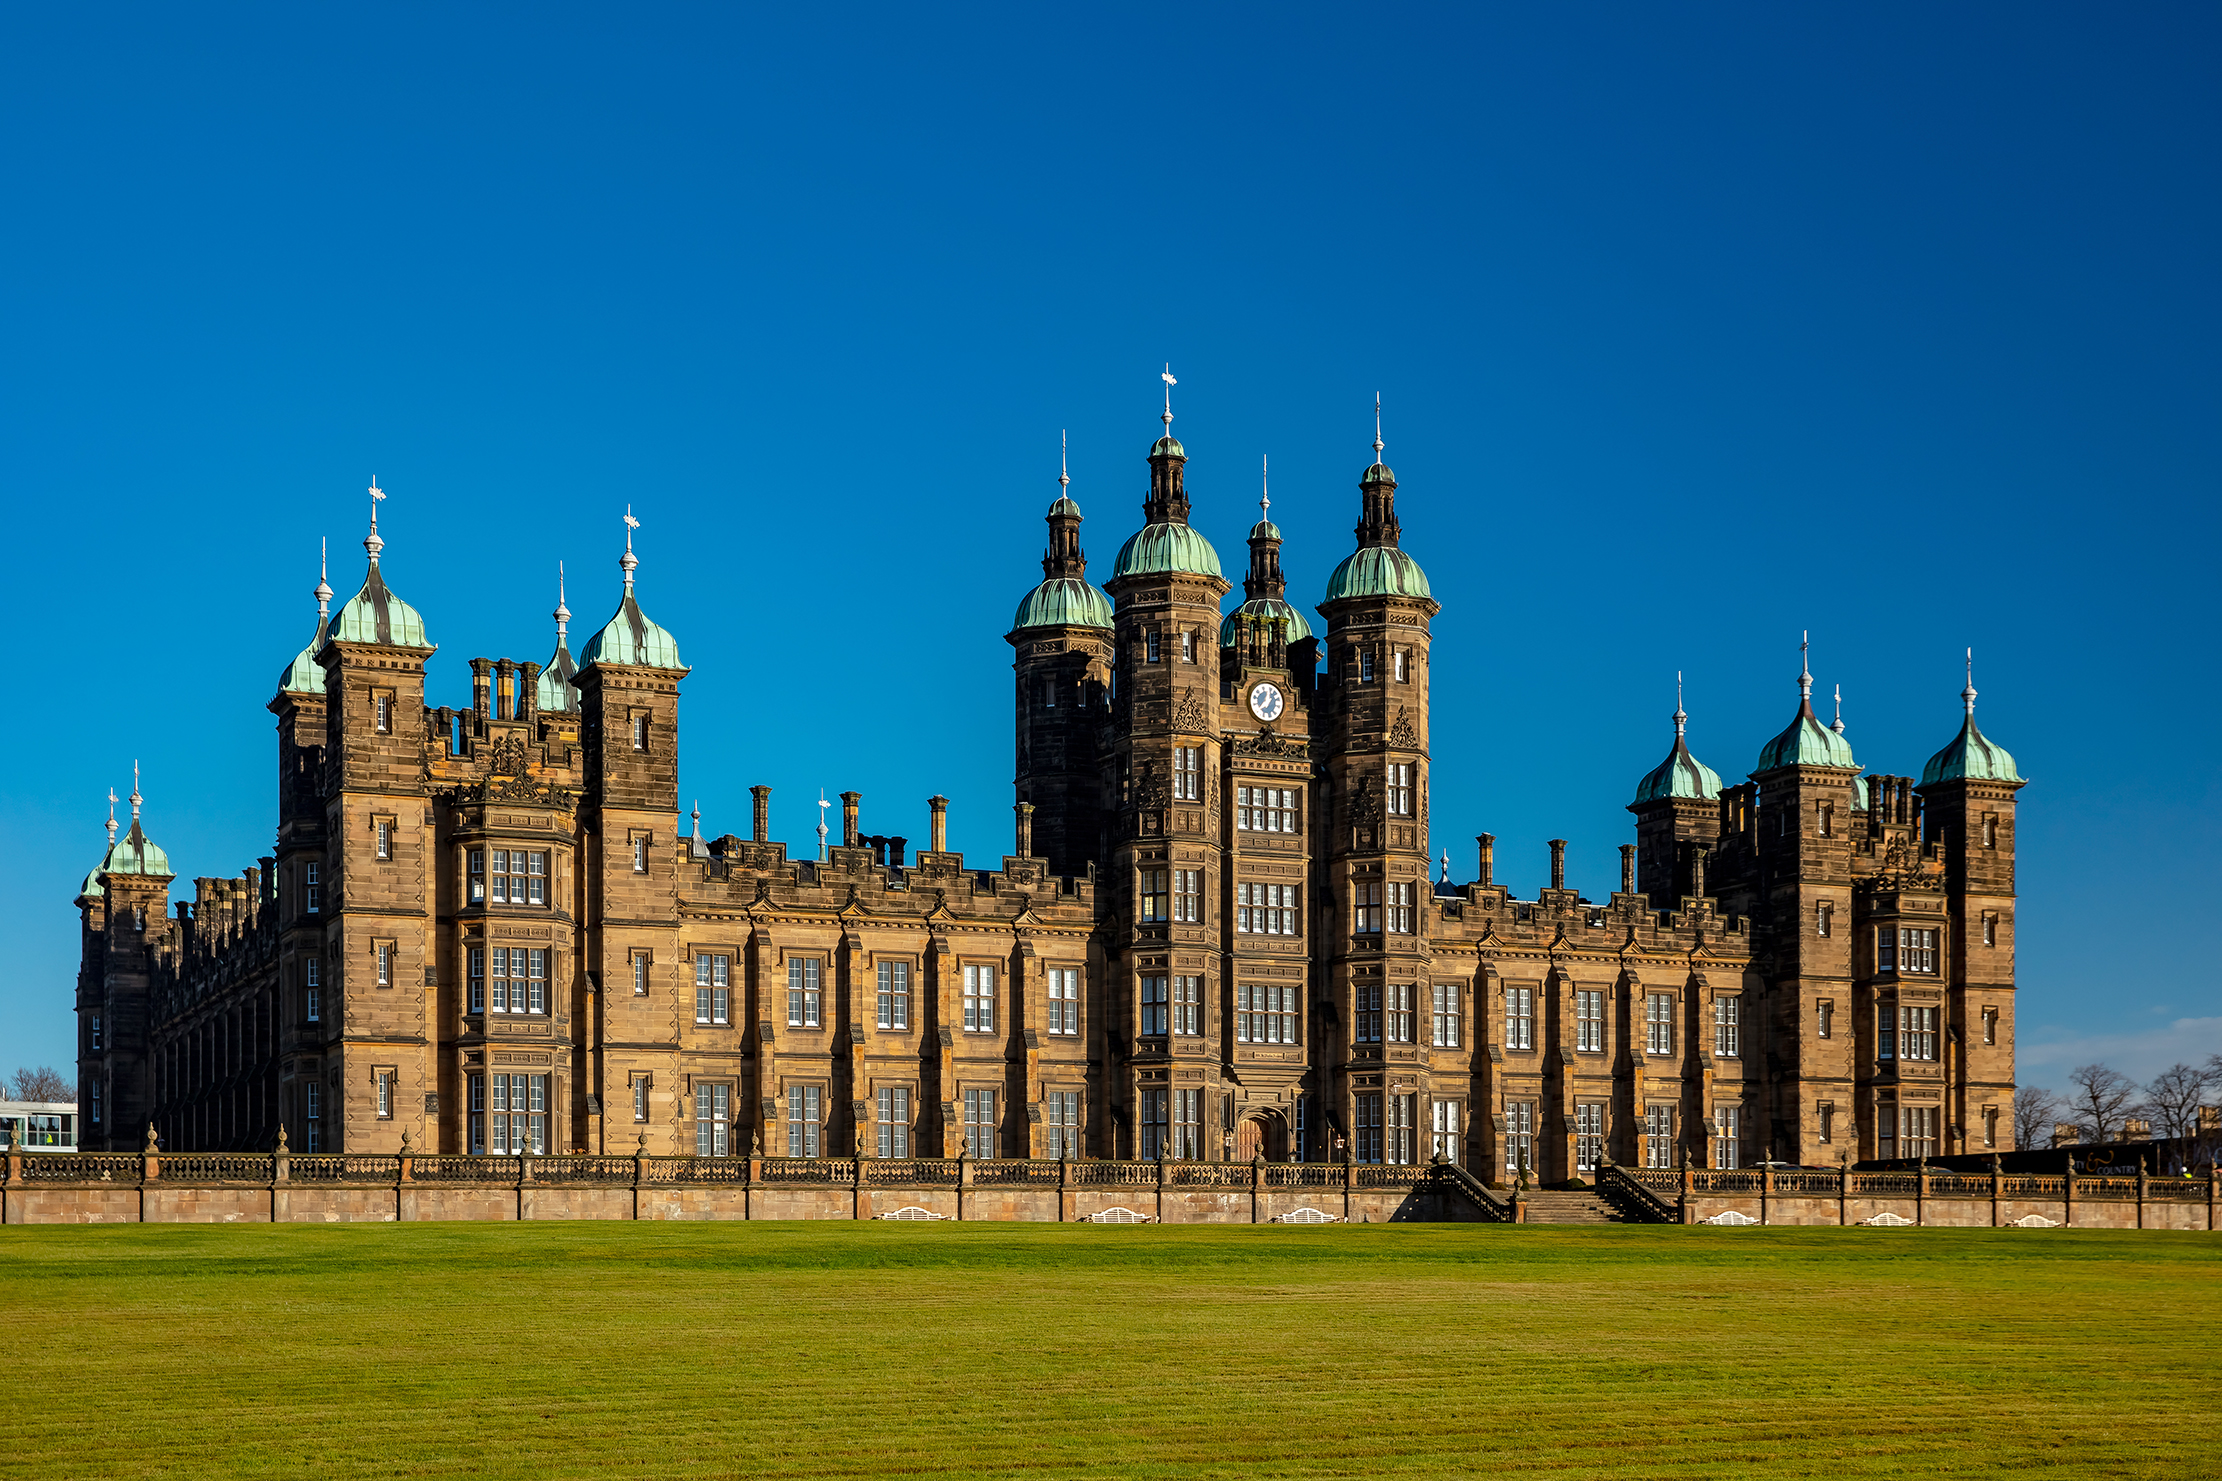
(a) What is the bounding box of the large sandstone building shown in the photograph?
[71,399,2026,1179]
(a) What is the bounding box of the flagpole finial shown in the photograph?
[130,760,142,822]
[365,478,387,562]
[1832,683,1846,735]
[1373,392,1384,462]
[106,787,119,847]
[1673,671,1686,738]
[1799,631,1812,702]
[1059,429,1069,494]
[1260,454,1271,520]
[1963,646,1977,715]
[1161,364,1177,438]
[621,506,641,591]
[315,537,333,616]
[554,561,570,636]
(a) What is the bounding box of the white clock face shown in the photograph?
[1248,683,1286,722]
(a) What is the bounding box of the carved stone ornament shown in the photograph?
[488,734,532,776]
[1172,691,1212,735]
[1234,728,1310,759]
[446,777,579,813]
[1390,707,1418,749]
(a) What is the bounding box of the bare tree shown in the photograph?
[5,1066,72,1103]
[2012,1085,2061,1151]
[2066,1062,2144,1145]
[2145,1062,2215,1143]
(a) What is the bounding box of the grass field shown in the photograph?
[0,1222,2214,1479]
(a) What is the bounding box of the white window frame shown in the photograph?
[1046,966,1079,1035]
[787,958,823,1028]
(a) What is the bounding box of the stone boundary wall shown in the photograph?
[1607,1165,2219,1231]
[7,1152,2215,1230]
[0,1150,1438,1226]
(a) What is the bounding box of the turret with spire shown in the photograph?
[1220,454,1316,673]
[1629,673,1726,909]
[537,562,581,713]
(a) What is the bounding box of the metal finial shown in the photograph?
[1440,848,1450,884]
[130,760,142,822]
[692,799,702,838]
[1963,646,1977,715]
[816,790,831,861]
[106,787,119,847]
[1059,429,1070,493]
[1673,671,1687,738]
[1161,365,1177,437]
[621,506,640,591]
[1799,631,1812,702]
[314,537,332,615]
[1832,684,1846,735]
[554,561,570,635]
[1260,454,1270,520]
[365,478,386,562]
[1373,392,1384,462]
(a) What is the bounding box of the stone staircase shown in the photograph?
[1516,1189,1626,1224]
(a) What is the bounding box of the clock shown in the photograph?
[1248,683,1286,722]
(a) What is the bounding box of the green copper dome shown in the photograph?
[1922,714,2021,785]
[105,820,172,878]
[1756,698,1857,772]
[280,627,327,695]
[1635,730,1724,804]
[583,591,684,670]
[1323,546,1431,602]
[1219,597,1312,648]
[1151,435,1186,460]
[538,639,580,712]
[1013,577,1115,631]
[1049,495,1082,518]
[1112,523,1223,580]
[331,563,429,648]
[79,862,104,899]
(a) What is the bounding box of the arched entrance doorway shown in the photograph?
[1235,1113,1285,1163]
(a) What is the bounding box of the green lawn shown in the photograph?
[0,1222,2213,1479]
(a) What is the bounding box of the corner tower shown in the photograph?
[1008,439,1115,879]
[1915,653,2024,1153]
[1316,408,1440,1167]
[1628,677,1724,909]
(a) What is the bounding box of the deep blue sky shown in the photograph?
[2,5,2215,1088]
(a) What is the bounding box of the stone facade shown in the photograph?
[72,408,2025,1183]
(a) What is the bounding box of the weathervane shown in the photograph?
[1161,365,1177,438]
[366,477,387,561]
[621,506,640,591]
[106,787,119,847]
[816,790,831,861]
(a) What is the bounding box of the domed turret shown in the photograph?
[1111,369,1224,581]
[103,767,172,878]
[1013,437,1114,632]
[1221,455,1312,648]
[1755,636,1857,773]
[1635,683,1724,803]
[537,563,582,711]
[1322,402,1432,604]
[280,539,336,694]
[582,507,685,670]
[1921,654,2021,784]
[330,481,430,649]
